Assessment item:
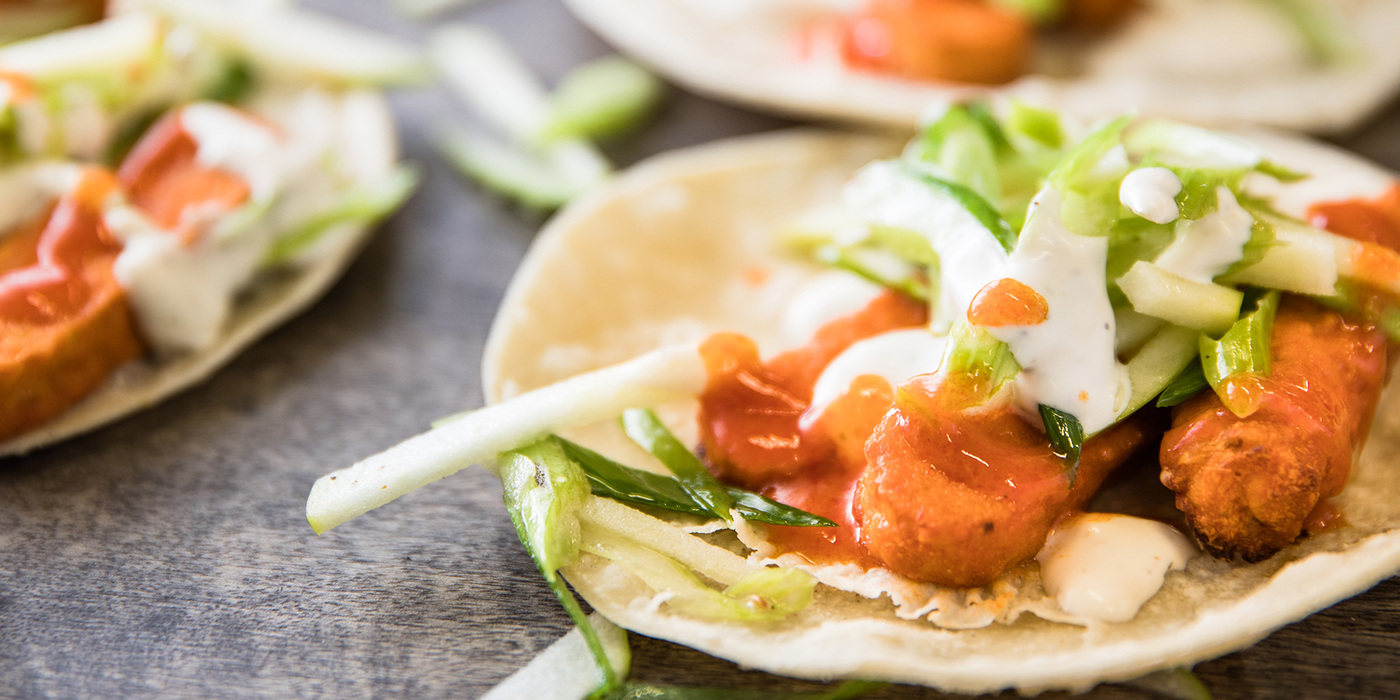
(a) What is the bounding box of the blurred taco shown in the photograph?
[307,108,1400,693]
[560,0,1400,134]
[0,1,420,455]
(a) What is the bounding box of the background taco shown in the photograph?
[560,0,1400,134]
[0,1,418,454]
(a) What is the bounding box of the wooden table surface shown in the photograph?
[5,1,1400,697]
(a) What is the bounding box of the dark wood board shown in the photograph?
[3,0,1400,697]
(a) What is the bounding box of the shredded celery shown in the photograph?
[938,321,1021,406]
[1048,117,1131,237]
[541,56,664,143]
[1006,101,1065,150]
[500,439,621,696]
[1199,290,1280,417]
[1120,324,1200,417]
[581,526,815,623]
[438,127,580,210]
[265,166,420,265]
[905,105,1003,206]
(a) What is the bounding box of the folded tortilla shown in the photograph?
[481,129,1400,693]
[0,90,398,457]
[561,0,1400,134]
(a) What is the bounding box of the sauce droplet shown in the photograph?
[967,277,1049,328]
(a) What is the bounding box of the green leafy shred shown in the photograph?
[1038,405,1084,486]
[1156,360,1210,408]
[621,408,735,521]
[557,437,836,527]
[499,438,622,698]
[1199,290,1281,416]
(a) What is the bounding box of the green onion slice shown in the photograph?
[558,437,835,528]
[498,438,620,696]
[620,408,736,521]
[1199,290,1281,417]
[1156,360,1211,408]
[1038,405,1084,486]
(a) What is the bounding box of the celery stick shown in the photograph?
[1120,325,1199,417]
[0,15,159,82]
[140,0,429,86]
[480,613,629,700]
[1117,261,1244,334]
[542,56,664,143]
[307,344,707,534]
[1200,291,1280,417]
[1219,220,1337,296]
[438,127,579,210]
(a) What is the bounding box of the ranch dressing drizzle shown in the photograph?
[180,103,284,201]
[1118,167,1181,225]
[801,327,946,429]
[780,271,884,348]
[1152,186,1253,283]
[110,105,283,354]
[987,187,1129,435]
[844,161,1008,329]
[1036,513,1196,623]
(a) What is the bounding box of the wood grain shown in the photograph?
[3,0,1400,697]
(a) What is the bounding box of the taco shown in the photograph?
[0,1,419,455]
[306,108,1400,694]
[558,0,1400,134]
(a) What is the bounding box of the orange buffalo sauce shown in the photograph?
[858,375,1155,587]
[0,169,143,441]
[697,287,1156,586]
[697,290,925,566]
[117,110,253,244]
[0,107,260,443]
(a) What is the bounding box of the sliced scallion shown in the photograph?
[621,408,735,521]
[558,437,836,528]
[1199,290,1281,417]
[1039,405,1084,486]
[1157,360,1210,408]
[499,438,620,696]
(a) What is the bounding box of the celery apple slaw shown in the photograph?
[308,108,1400,694]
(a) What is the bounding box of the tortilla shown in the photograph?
[0,90,398,457]
[560,0,1400,134]
[481,129,1400,693]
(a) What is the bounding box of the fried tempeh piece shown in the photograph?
[0,172,144,442]
[1160,297,1388,561]
[856,379,1162,588]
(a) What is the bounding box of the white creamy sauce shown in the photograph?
[844,161,1008,328]
[110,103,285,354]
[180,103,284,201]
[1153,186,1252,283]
[779,271,884,348]
[108,205,265,354]
[1118,167,1181,225]
[988,187,1129,435]
[1036,513,1196,623]
[801,328,946,429]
